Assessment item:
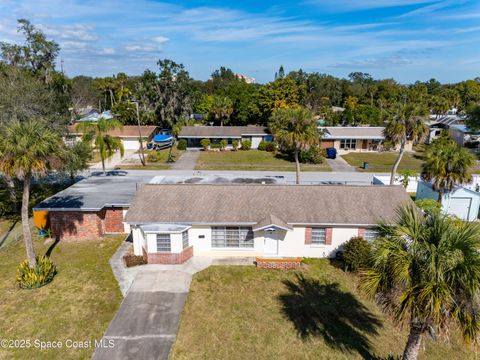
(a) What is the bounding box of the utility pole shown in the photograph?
[134,101,146,166]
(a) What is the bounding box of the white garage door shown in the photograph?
[447,197,472,220]
[122,140,140,150]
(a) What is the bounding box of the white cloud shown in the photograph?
[152,36,169,44]
[306,0,440,11]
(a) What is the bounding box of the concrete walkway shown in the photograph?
[325,156,356,172]
[171,150,200,170]
[93,257,213,360]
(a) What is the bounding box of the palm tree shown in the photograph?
[210,96,233,126]
[421,136,475,203]
[77,118,124,174]
[361,206,480,360]
[384,103,428,185]
[269,107,318,184]
[0,120,66,267]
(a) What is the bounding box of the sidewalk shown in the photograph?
[171,150,200,170]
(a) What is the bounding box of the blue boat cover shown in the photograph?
[153,134,173,142]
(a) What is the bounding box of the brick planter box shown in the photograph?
[144,246,194,264]
[255,257,302,269]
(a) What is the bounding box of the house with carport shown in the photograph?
[124,184,412,264]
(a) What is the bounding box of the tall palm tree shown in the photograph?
[384,103,428,185]
[210,96,233,126]
[269,107,318,184]
[0,120,66,267]
[77,118,124,174]
[360,206,480,360]
[421,136,475,203]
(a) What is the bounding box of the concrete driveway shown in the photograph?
[93,259,212,360]
[325,156,356,172]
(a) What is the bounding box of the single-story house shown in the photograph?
[425,122,449,144]
[320,126,413,152]
[416,181,480,221]
[124,184,412,264]
[448,124,480,147]
[67,125,159,150]
[178,126,272,149]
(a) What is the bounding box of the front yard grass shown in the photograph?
[0,234,124,359]
[115,148,182,170]
[342,151,424,172]
[195,150,331,172]
[172,260,477,360]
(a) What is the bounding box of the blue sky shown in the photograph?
[0,0,479,83]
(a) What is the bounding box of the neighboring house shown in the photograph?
[235,73,256,84]
[416,181,480,221]
[320,126,414,152]
[425,122,449,144]
[448,124,480,147]
[67,125,159,150]
[77,110,114,122]
[124,184,412,264]
[178,126,271,149]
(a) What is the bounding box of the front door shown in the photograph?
[264,230,279,256]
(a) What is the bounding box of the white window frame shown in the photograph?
[182,230,189,249]
[156,234,171,252]
[311,228,326,245]
[364,229,379,241]
[211,226,254,248]
[340,139,357,150]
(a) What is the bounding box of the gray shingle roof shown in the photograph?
[321,127,385,140]
[178,126,269,138]
[125,184,412,226]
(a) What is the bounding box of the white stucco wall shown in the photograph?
[251,136,263,149]
[131,224,361,258]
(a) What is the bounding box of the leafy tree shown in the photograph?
[0,120,66,267]
[63,139,92,182]
[219,81,261,125]
[269,107,318,184]
[384,103,428,185]
[342,96,358,124]
[398,169,417,189]
[421,136,475,203]
[210,96,233,126]
[207,66,238,92]
[258,78,300,121]
[195,94,214,115]
[361,206,480,360]
[1,19,59,84]
[466,104,480,131]
[77,118,124,174]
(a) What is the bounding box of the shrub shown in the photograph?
[200,138,210,150]
[17,256,57,289]
[220,139,227,151]
[265,142,276,152]
[257,140,267,151]
[123,254,147,267]
[147,150,162,162]
[343,236,371,272]
[177,139,187,150]
[210,143,222,149]
[240,140,251,150]
[232,139,239,151]
[415,198,441,215]
[299,146,325,164]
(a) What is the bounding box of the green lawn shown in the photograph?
[0,234,123,359]
[195,150,331,172]
[115,148,182,170]
[342,152,424,172]
[172,260,476,360]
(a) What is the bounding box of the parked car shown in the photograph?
[326,147,337,159]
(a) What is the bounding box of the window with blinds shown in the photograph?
[211,227,254,248]
[156,234,171,252]
[311,228,326,244]
[182,230,189,249]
